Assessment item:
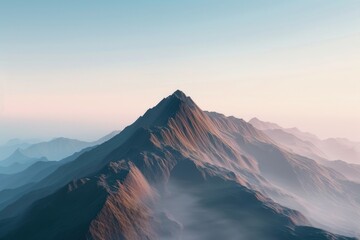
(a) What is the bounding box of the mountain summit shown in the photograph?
[0,90,358,240]
[172,89,188,100]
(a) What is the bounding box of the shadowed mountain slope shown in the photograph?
[0,160,59,191]
[0,146,95,216]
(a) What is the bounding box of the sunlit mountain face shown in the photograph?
[0,90,358,240]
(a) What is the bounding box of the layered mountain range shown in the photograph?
[249,118,360,183]
[0,90,358,240]
[0,131,120,174]
[249,118,360,165]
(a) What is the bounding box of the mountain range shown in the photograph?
[249,118,360,164]
[249,118,360,183]
[0,139,39,162]
[0,131,120,174]
[0,90,358,240]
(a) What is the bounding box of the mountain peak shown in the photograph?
[167,90,197,109]
[131,90,198,130]
[171,90,188,101]
[9,149,26,159]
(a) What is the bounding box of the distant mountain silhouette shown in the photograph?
[0,130,121,176]
[0,139,38,161]
[19,137,95,161]
[0,150,48,174]
[249,118,360,164]
[249,118,360,184]
[0,91,358,240]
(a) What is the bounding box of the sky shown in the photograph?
[0,0,359,144]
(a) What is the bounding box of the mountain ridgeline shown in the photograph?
[0,90,358,240]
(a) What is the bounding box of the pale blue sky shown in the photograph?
[0,0,359,143]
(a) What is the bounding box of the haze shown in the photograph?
[0,0,359,143]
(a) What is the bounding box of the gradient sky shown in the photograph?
[0,0,359,143]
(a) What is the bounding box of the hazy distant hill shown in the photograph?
[0,150,48,174]
[249,117,360,164]
[19,137,94,161]
[0,131,120,168]
[0,139,39,162]
[18,131,120,161]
